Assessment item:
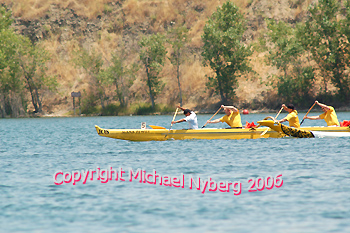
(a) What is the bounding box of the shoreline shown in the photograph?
[2,107,350,119]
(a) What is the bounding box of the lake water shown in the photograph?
[1,112,350,232]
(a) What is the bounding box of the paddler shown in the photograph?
[274,104,300,128]
[303,101,340,126]
[171,106,198,129]
[206,105,242,128]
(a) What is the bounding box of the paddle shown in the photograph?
[165,107,179,138]
[201,106,222,128]
[169,107,179,130]
[261,107,284,136]
[300,102,316,126]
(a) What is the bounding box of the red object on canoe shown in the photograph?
[340,120,350,127]
[245,121,257,128]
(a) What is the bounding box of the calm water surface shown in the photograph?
[1,112,350,232]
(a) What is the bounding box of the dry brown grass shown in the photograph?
[189,19,206,48]
[181,60,215,107]
[236,51,276,103]
[1,0,319,114]
[122,0,178,31]
[1,0,112,19]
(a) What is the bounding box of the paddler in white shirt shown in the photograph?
[171,106,198,129]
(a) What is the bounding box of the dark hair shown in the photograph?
[184,109,191,114]
[287,104,295,110]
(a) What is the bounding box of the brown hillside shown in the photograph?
[1,0,314,115]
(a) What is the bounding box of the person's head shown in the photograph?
[184,109,191,116]
[286,104,295,110]
[224,108,232,115]
[321,106,327,112]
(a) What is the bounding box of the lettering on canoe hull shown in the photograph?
[98,129,110,134]
[122,131,151,134]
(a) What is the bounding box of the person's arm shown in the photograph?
[277,118,288,123]
[221,105,238,112]
[315,101,330,111]
[281,104,288,111]
[171,118,186,124]
[304,116,321,120]
[177,105,186,111]
[265,115,285,123]
[207,118,221,124]
[276,104,290,123]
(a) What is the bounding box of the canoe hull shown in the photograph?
[95,125,283,141]
[257,120,350,138]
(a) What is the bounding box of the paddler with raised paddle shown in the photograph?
[302,100,340,126]
[205,105,242,128]
[272,104,300,128]
[171,105,198,129]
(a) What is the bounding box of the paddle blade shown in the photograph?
[149,125,166,129]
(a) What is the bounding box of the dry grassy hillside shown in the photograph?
[1,0,314,115]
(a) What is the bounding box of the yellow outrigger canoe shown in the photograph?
[258,120,350,138]
[95,120,350,141]
[95,125,283,141]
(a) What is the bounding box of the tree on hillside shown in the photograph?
[73,47,106,110]
[264,19,315,106]
[0,6,24,117]
[1,6,56,116]
[99,47,138,107]
[139,33,167,109]
[0,32,20,116]
[0,32,26,117]
[167,25,190,106]
[300,0,350,102]
[201,1,252,104]
[17,39,57,113]
[0,6,12,30]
